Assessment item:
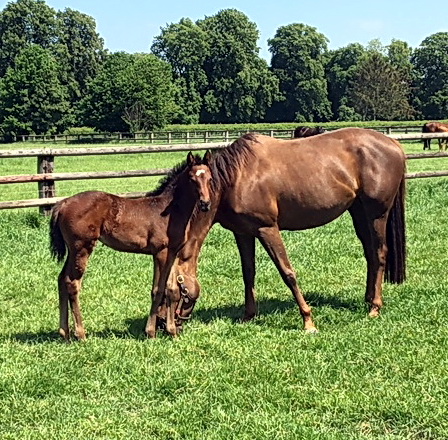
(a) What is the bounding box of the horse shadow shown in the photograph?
[2,291,360,343]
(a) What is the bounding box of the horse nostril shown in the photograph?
[200,200,211,212]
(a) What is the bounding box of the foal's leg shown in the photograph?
[61,244,94,340]
[234,233,257,321]
[58,260,70,340]
[146,249,178,338]
[144,254,160,334]
[257,226,316,332]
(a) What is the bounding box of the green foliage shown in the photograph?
[151,18,209,124]
[0,0,57,77]
[80,52,177,132]
[152,9,279,124]
[268,23,331,122]
[55,8,105,113]
[0,45,70,136]
[198,9,279,123]
[412,32,448,119]
[348,52,414,121]
[326,43,365,119]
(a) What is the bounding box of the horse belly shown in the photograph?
[99,225,156,254]
[277,199,351,230]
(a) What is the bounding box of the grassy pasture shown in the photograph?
[0,138,448,439]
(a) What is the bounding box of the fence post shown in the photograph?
[37,155,55,216]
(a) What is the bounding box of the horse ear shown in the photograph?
[187,152,194,166]
[203,150,211,165]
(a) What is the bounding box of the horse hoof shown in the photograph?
[368,308,380,318]
[145,330,157,339]
[59,328,70,341]
[305,327,319,335]
[242,313,256,322]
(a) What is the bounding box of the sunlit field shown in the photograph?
[0,137,448,439]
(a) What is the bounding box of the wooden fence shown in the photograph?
[10,125,428,144]
[1,132,448,212]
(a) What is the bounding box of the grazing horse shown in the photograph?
[49,152,212,340]
[293,125,326,138]
[422,122,448,151]
[148,128,406,337]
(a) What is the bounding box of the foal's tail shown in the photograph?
[49,203,66,263]
[385,175,406,283]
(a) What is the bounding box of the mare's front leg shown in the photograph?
[234,233,257,321]
[257,226,317,333]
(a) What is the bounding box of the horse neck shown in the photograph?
[178,187,220,268]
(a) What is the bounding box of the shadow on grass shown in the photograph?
[192,291,360,324]
[2,292,360,343]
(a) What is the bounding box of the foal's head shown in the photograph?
[186,150,212,212]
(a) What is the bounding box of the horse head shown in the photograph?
[187,150,212,212]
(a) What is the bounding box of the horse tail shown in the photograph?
[49,203,66,263]
[385,175,406,283]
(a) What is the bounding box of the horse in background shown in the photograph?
[150,128,407,337]
[422,122,448,151]
[49,152,212,340]
[293,125,326,138]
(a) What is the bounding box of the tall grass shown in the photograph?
[0,141,448,439]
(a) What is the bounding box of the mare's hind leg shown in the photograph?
[349,201,388,317]
[257,226,317,333]
[60,243,94,340]
[234,233,257,321]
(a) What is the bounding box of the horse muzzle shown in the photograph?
[199,200,211,212]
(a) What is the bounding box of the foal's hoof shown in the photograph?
[368,307,380,318]
[305,327,319,335]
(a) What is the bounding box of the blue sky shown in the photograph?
[1,0,447,60]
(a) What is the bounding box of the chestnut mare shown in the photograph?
[149,128,407,337]
[50,152,212,340]
[293,125,326,138]
[422,122,448,151]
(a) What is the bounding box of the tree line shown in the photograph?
[0,0,447,138]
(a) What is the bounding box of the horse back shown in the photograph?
[218,129,405,231]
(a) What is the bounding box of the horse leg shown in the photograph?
[62,244,94,340]
[234,233,257,321]
[146,249,177,338]
[350,203,388,317]
[145,255,160,337]
[58,260,70,341]
[257,226,317,333]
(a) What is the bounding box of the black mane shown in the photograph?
[209,133,257,191]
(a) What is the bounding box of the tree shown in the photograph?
[196,9,279,123]
[0,0,57,76]
[412,32,448,119]
[0,45,70,137]
[348,52,413,120]
[326,43,365,120]
[55,8,106,106]
[80,52,178,132]
[151,18,209,124]
[268,23,331,122]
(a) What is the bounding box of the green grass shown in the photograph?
[1,141,448,439]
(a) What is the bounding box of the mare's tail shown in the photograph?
[49,203,66,263]
[385,175,406,283]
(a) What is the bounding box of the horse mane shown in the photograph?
[147,154,203,197]
[209,133,257,191]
